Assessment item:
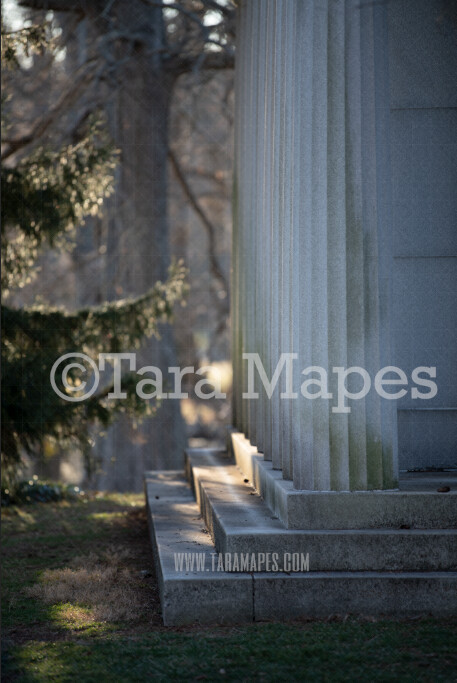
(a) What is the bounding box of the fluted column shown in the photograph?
[232,0,397,491]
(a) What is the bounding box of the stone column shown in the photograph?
[232,0,398,491]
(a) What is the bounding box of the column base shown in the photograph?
[231,432,457,530]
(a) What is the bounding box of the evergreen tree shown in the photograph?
[1,24,187,481]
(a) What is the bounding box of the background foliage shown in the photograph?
[1,20,187,481]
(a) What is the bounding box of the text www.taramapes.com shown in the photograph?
[173,552,310,573]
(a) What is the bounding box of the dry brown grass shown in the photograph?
[25,545,148,623]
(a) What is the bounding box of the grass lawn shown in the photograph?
[2,493,457,682]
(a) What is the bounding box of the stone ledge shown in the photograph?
[145,469,457,624]
[185,451,457,572]
[253,572,457,620]
[144,471,253,626]
[231,432,457,529]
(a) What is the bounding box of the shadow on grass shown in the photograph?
[1,494,162,639]
[2,494,457,682]
[3,619,457,682]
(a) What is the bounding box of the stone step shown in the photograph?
[145,469,457,625]
[230,432,457,529]
[144,470,253,626]
[185,450,457,572]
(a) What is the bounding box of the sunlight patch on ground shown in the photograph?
[6,507,37,526]
[25,546,149,623]
[49,604,98,630]
[86,511,128,522]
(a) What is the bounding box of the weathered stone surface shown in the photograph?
[231,432,457,529]
[186,450,457,571]
[254,572,457,620]
[145,465,457,624]
[145,471,253,626]
[232,0,397,490]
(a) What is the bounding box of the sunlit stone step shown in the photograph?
[185,450,457,572]
[145,468,457,625]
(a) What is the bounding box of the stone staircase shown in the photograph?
[145,439,457,626]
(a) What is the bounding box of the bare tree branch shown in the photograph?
[168,147,229,308]
[184,166,227,189]
[19,0,93,14]
[141,0,234,57]
[166,48,234,75]
[2,57,101,161]
[200,0,236,19]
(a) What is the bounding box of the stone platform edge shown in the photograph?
[230,432,457,529]
[144,468,457,625]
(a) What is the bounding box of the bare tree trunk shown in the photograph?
[94,5,186,491]
[18,0,234,490]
